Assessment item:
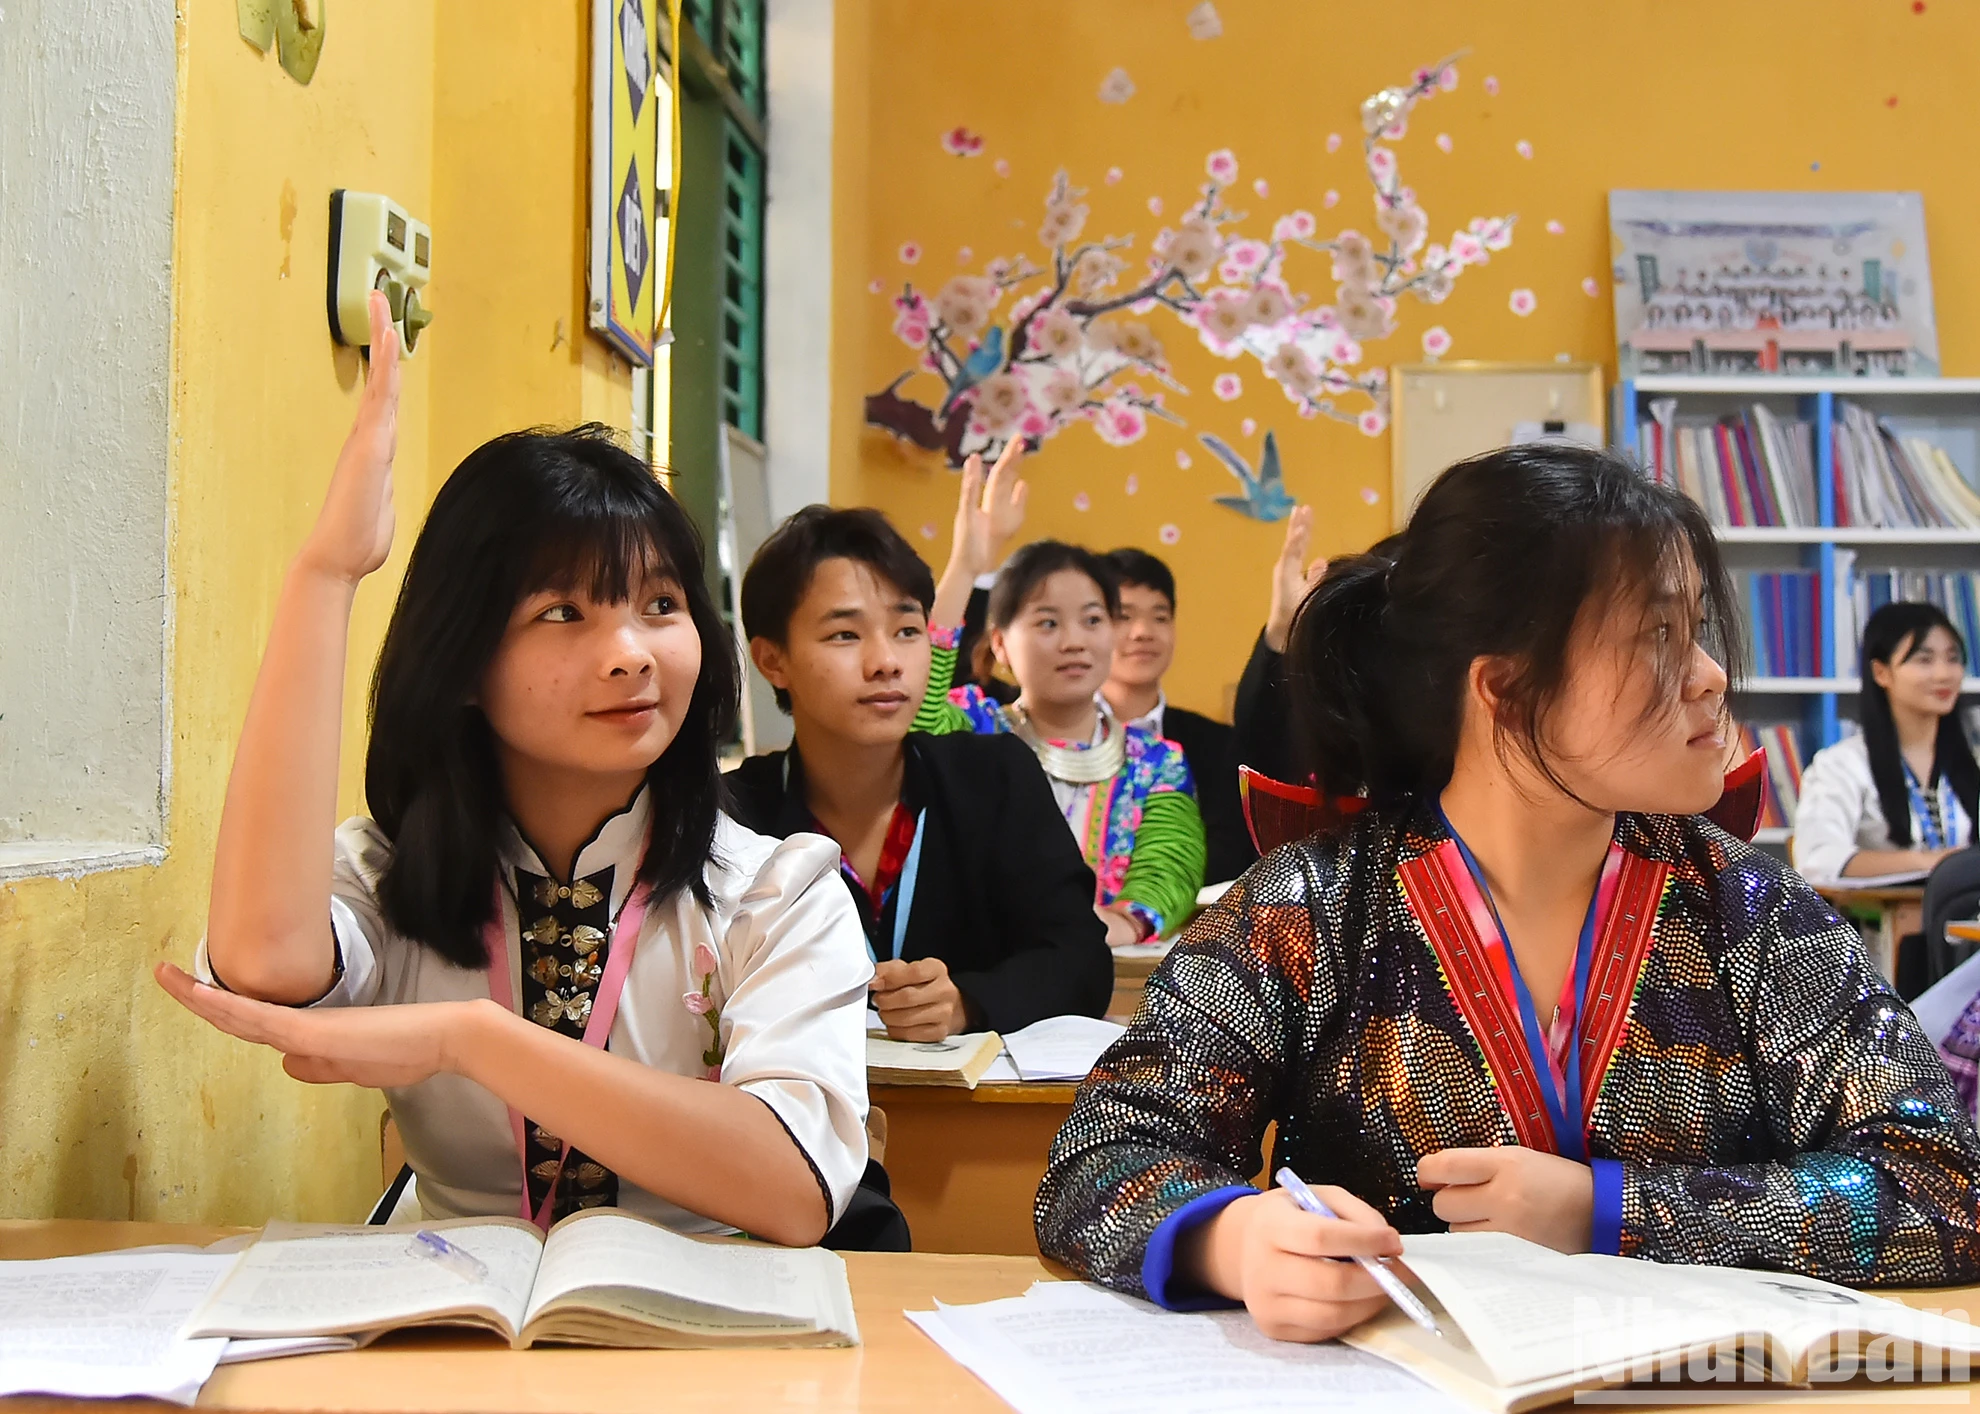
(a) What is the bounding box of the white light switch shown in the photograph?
[328,190,434,356]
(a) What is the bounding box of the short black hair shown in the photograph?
[367,425,738,968]
[972,540,1121,683]
[1104,547,1176,610]
[740,505,936,711]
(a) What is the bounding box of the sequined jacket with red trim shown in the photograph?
[1035,804,1980,1290]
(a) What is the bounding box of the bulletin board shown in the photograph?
[1388,362,1608,530]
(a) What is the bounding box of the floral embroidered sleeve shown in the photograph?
[1114,744,1207,939]
[915,623,1004,736]
[1616,858,1980,1283]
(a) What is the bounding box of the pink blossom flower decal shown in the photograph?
[1072,491,1091,511]
[1326,132,1342,154]
[1358,409,1388,437]
[1099,68,1136,104]
[1435,133,1453,153]
[1515,139,1533,159]
[1421,325,1452,356]
[1106,166,1123,184]
[1125,474,1140,494]
[1368,147,1397,181]
[868,279,884,295]
[1175,450,1193,469]
[1093,400,1149,446]
[1213,373,1243,401]
[1186,1,1222,40]
[940,127,985,157]
[1240,417,1257,437]
[1206,149,1239,184]
[701,1065,721,1082]
[1484,75,1499,95]
[1582,276,1602,298]
[692,943,719,977]
[1508,288,1537,316]
[920,523,936,540]
[682,990,713,1016]
[1544,219,1564,235]
[898,242,921,265]
[1158,524,1181,545]
[1323,189,1340,209]
[1448,232,1486,266]
[1439,65,1459,91]
[1147,195,1164,216]
[1361,486,1381,505]
[994,158,1011,178]
[1272,210,1317,241]
[1253,178,1270,198]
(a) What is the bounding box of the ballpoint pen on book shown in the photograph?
[408,1228,490,1284]
[1274,1166,1442,1337]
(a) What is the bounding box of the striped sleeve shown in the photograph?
[914,628,973,735]
[1118,783,1207,941]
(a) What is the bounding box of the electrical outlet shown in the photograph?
[327,190,434,356]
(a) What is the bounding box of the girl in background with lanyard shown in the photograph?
[913,447,1207,947]
[1794,601,1978,884]
[1036,442,1980,1343]
[156,293,871,1244]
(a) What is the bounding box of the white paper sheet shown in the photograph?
[1002,1015,1126,1081]
[218,1334,360,1364]
[908,1280,1465,1414]
[0,1251,238,1404]
[979,1051,1022,1083]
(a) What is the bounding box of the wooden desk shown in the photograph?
[7,1221,1980,1412]
[1816,883,1925,981]
[1109,945,1167,1020]
[0,1220,1049,1414]
[869,1082,1076,1257]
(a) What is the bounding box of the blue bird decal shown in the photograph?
[939,326,1007,418]
[1200,430,1296,521]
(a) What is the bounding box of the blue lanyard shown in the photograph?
[874,809,927,964]
[1439,809,1600,1163]
[1902,760,1950,851]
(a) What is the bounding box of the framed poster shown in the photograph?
[1608,190,1938,380]
[588,0,670,364]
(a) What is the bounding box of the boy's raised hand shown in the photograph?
[300,289,401,586]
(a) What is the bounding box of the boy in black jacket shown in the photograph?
[726,506,1112,1040]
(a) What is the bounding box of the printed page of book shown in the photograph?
[0,1251,236,1405]
[866,1030,1003,1086]
[1398,1234,1756,1389]
[521,1210,855,1346]
[909,1280,1465,1414]
[1002,1015,1125,1081]
[183,1220,544,1344]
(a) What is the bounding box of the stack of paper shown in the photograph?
[1001,1015,1126,1082]
[909,1280,1462,1414]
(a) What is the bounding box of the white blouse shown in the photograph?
[199,792,873,1231]
[1791,732,1972,882]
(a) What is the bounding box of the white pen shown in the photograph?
[1274,1166,1442,1336]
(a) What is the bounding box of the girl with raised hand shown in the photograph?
[919,445,1206,947]
[1035,441,1980,1341]
[157,293,870,1245]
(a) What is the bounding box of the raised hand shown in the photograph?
[951,437,1029,578]
[299,289,401,586]
[1264,505,1326,653]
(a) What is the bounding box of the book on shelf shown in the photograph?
[1639,398,1816,527]
[181,1211,860,1350]
[1831,549,1980,678]
[1736,723,1803,829]
[1834,401,1980,529]
[1737,570,1822,678]
[1346,1231,1980,1412]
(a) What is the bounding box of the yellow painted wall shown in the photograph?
[833,0,1980,717]
[0,0,633,1223]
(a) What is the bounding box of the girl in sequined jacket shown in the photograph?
[1035,440,1980,1343]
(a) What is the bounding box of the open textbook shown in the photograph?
[183,1209,858,1351]
[1345,1232,1980,1411]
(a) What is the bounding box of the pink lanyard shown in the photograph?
[482,881,648,1231]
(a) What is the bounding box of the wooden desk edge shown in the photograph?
[871,1081,1080,1105]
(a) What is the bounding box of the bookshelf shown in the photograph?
[1616,376,1980,840]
